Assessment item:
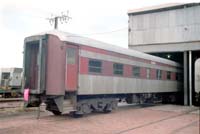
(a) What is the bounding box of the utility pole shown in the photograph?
[47,11,72,29]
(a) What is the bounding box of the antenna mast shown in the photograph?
[47,11,72,29]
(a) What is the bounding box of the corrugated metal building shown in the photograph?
[128,3,200,106]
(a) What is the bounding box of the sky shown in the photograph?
[0,0,199,68]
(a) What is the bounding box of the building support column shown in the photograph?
[184,51,188,105]
[189,51,192,106]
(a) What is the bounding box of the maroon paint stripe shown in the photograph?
[80,45,177,68]
[79,56,177,81]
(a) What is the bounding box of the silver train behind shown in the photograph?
[0,68,22,98]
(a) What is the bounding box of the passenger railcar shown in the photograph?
[23,30,182,116]
[0,68,22,98]
[0,68,22,89]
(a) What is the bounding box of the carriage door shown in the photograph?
[65,45,78,91]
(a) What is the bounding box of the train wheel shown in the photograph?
[103,104,112,113]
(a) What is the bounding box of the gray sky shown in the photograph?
[0,0,198,68]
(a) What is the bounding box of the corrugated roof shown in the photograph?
[28,30,181,67]
[128,2,200,15]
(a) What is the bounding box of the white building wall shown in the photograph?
[129,6,200,46]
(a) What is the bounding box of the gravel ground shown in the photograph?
[0,104,199,134]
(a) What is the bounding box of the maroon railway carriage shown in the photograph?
[23,30,182,116]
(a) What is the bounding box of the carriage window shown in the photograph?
[133,66,140,77]
[89,60,102,73]
[113,63,123,75]
[156,70,162,80]
[1,73,10,79]
[146,68,151,79]
[66,48,76,64]
[167,71,171,80]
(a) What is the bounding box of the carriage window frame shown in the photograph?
[113,63,123,75]
[156,69,162,80]
[66,48,76,64]
[88,59,102,73]
[146,68,151,79]
[133,66,140,77]
[167,71,171,80]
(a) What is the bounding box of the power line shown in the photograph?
[84,27,128,35]
[66,27,128,38]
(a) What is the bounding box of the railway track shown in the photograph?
[115,108,198,134]
[0,98,23,103]
[0,98,23,110]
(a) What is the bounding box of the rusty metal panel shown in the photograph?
[46,35,66,95]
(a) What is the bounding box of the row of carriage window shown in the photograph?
[88,59,181,81]
[66,48,182,81]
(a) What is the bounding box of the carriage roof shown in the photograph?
[31,30,180,67]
